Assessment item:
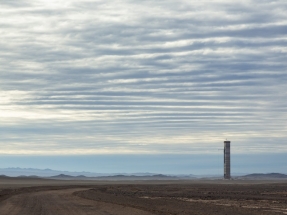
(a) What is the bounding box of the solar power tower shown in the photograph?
[224,140,231,179]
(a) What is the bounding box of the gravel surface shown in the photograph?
[0,180,286,215]
[75,183,287,215]
[0,188,155,215]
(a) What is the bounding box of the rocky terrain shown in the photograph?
[0,178,286,215]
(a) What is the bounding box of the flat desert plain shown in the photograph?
[0,177,287,215]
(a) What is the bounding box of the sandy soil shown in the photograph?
[74,183,287,215]
[0,178,286,215]
[0,188,155,215]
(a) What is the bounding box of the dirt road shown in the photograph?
[0,181,287,215]
[0,188,155,215]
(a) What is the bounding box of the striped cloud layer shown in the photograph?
[0,0,286,155]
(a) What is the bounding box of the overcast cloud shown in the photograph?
[0,0,287,155]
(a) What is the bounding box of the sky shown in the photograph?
[0,0,287,174]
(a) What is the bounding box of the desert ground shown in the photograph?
[0,177,287,215]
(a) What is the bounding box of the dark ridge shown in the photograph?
[243,173,287,178]
[50,174,74,178]
[17,175,40,178]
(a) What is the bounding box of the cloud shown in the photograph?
[0,0,287,155]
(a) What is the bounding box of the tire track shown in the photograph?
[0,188,155,215]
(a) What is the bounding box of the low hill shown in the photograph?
[242,173,287,179]
[47,174,179,180]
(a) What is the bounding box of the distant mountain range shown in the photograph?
[0,167,106,177]
[49,173,180,180]
[240,173,287,179]
[0,167,194,178]
[0,168,286,180]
